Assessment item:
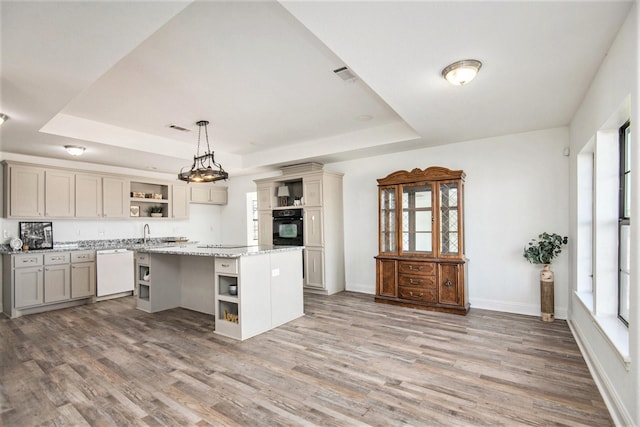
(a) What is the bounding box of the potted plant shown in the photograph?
[523,232,568,322]
[149,206,163,217]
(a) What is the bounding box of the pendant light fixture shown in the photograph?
[442,59,482,86]
[178,120,228,183]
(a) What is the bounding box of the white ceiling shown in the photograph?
[0,0,633,177]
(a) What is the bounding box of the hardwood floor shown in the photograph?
[1,292,611,426]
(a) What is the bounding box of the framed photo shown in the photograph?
[130,205,140,217]
[19,222,53,250]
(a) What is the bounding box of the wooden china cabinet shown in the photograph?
[375,166,469,314]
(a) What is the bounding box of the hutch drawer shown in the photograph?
[398,286,436,303]
[398,274,436,288]
[398,261,436,276]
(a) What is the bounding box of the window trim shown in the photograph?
[617,120,630,326]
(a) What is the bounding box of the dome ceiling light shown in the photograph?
[178,120,228,183]
[441,59,482,86]
[64,145,86,156]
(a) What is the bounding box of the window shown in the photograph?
[618,121,630,325]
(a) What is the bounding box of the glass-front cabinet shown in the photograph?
[375,167,469,315]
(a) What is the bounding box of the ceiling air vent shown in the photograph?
[333,66,357,82]
[168,124,191,132]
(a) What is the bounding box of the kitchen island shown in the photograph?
[135,244,304,341]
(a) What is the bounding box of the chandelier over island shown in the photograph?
[178,120,229,183]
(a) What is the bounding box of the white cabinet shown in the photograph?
[103,177,129,218]
[258,211,273,246]
[45,170,75,217]
[71,251,96,298]
[303,177,322,206]
[254,166,344,295]
[304,248,324,289]
[5,164,45,218]
[190,186,227,205]
[304,207,323,247]
[135,252,181,313]
[171,184,189,219]
[256,183,274,210]
[75,173,103,218]
[3,251,96,318]
[44,253,71,303]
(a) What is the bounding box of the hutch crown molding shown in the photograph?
[375,166,469,314]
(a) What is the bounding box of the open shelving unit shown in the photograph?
[130,181,170,218]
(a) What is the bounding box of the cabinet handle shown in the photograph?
[409,279,422,285]
[444,278,452,287]
[408,265,423,271]
[221,263,230,268]
[401,291,423,299]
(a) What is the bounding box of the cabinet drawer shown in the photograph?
[13,254,43,268]
[45,252,71,265]
[215,258,238,275]
[398,274,436,288]
[136,253,150,264]
[71,251,95,263]
[398,261,435,276]
[398,286,436,303]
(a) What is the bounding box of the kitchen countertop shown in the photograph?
[138,244,304,258]
[0,237,190,255]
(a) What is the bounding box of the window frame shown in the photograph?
[618,120,630,326]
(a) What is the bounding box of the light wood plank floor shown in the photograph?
[1,292,611,426]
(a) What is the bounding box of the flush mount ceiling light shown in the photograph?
[178,120,228,183]
[441,59,482,86]
[0,113,9,125]
[64,145,86,156]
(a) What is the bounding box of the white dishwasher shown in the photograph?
[96,249,135,298]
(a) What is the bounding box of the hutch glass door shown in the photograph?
[401,184,433,254]
[379,187,396,253]
[439,182,460,256]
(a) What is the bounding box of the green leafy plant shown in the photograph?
[149,206,163,214]
[523,232,568,264]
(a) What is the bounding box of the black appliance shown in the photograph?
[273,208,303,246]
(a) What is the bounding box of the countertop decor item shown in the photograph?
[19,222,53,250]
[9,238,23,251]
[523,232,568,322]
[149,206,163,217]
[178,120,229,183]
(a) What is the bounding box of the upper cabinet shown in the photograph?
[2,161,192,220]
[5,164,45,218]
[190,186,227,205]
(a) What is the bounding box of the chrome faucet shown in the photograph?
[143,224,150,244]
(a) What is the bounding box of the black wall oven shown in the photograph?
[273,208,303,246]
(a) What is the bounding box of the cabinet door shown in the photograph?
[376,258,397,297]
[304,248,324,289]
[171,184,189,219]
[303,177,322,206]
[103,177,129,218]
[9,165,45,217]
[304,207,323,247]
[438,263,461,306]
[400,183,435,256]
[379,186,397,254]
[256,184,273,210]
[438,181,462,257]
[209,187,227,204]
[190,186,210,203]
[45,170,75,217]
[258,211,272,246]
[76,173,103,218]
[44,264,71,303]
[14,266,44,307]
[71,262,96,298]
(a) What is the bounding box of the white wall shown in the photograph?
[327,127,570,317]
[567,5,638,426]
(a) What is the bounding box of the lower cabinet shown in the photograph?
[375,257,468,314]
[304,248,324,290]
[3,251,96,318]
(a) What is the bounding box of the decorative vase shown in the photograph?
[540,264,554,322]
[229,284,238,296]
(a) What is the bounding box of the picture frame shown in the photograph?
[130,205,140,217]
[19,222,53,250]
